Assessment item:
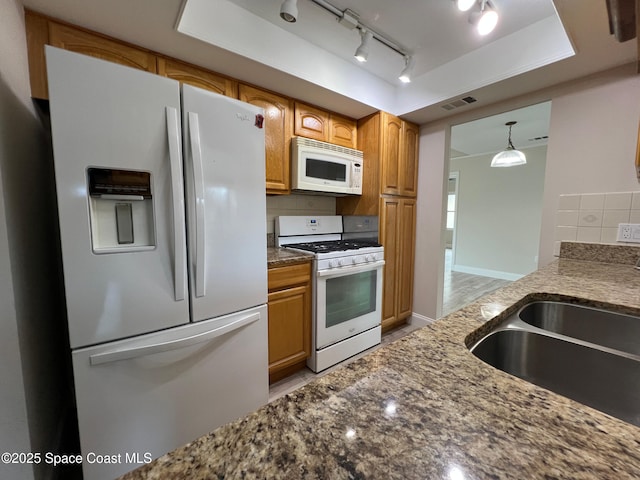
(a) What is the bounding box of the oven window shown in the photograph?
[325,270,376,328]
[306,158,346,182]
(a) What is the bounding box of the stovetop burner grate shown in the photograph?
[285,239,381,254]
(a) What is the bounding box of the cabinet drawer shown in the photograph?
[268,262,311,291]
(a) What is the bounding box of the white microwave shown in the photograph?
[291,136,363,196]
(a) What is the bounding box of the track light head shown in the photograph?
[354,30,373,63]
[469,0,498,35]
[398,56,414,83]
[456,0,476,12]
[280,0,298,23]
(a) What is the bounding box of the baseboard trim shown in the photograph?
[409,313,435,327]
[451,264,524,282]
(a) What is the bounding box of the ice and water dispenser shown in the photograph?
[87,168,156,252]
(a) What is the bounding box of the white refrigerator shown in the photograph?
[46,46,268,480]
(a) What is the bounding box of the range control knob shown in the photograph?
[351,257,358,265]
[329,260,338,268]
[365,254,373,262]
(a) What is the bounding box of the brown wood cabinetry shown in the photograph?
[380,197,416,331]
[157,57,237,97]
[26,11,158,99]
[381,112,419,197]
[267,262,312,383]
[239,85,294,194]
[329,113,358,149]
[49,23,157,74]
[294,102,357,149]
[294,103,329,141]
[337,111,419,332]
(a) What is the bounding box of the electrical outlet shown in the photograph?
[617,223,640,243]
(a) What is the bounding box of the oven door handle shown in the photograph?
[317,260,385,278]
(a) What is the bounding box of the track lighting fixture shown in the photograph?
[398,56,414,83]
[278,0,412,83]
[491,121,527,167]
[354,30,373,62]
[469,0,499,36]
[280,0,298,23]
[456,0,476,12]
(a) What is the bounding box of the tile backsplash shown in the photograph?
[266,194,336,234]
[554,192,640,255]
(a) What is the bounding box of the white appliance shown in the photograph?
[291,136,363,195]
[46,47,268,480]
[276,216,383,372]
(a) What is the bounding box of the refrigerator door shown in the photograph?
[182,85,267,321]
[46,47,189,348]
[72,304,268,480]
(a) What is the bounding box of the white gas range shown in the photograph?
[276,216,384,372]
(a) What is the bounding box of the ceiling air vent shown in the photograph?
[440,96,477,111]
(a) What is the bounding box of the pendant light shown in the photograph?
[491,121,526,167]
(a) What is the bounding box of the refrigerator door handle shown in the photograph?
[166,107,187,302]
[89,311,261,366]
[188,111,206,298]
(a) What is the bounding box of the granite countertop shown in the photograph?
[121,242,640,479]
[267,246,314,267]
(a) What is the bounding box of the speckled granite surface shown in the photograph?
[267,247,314,267]
[560,241,640,265]
[120,245,640,480]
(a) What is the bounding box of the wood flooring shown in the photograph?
[441,248,511,317]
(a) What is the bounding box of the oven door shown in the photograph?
[315,260,384,349]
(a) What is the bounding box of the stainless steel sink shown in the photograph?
[519,301,640,356]
[469,300,640,426]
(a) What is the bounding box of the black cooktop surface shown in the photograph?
[285,239,381,254]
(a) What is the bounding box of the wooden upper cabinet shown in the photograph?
[381,112,403,196]
[294,102,357,149]
[329,114,357,149]
[49,23,157,74]
[401,122,419,197]
[157,57,237,97]
[381,112,419,197]
[239,84,293,194]
[294,103,329,141]
[25,11,49,99]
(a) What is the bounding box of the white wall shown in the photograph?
[0,1,68,478]
[450,145,547,280]
[414,63,640,320]
[539,70,640,265]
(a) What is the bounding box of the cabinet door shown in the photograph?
[380,197,400,328]
[294,103,329,141]
[157,57,237,97]
[401,122,419,197]
[267,284,311,373]
[329,114,357,148]
[381,113,403,195]
[49,23,157,73]
[267,262,312,383]
[239,85,293,194]
[397,199,417,320]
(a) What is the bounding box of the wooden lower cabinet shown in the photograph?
[380,197,416,332]
[267,262,312,383]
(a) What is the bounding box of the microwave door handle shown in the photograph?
[188,112,206,297]
[166,107,187,302]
